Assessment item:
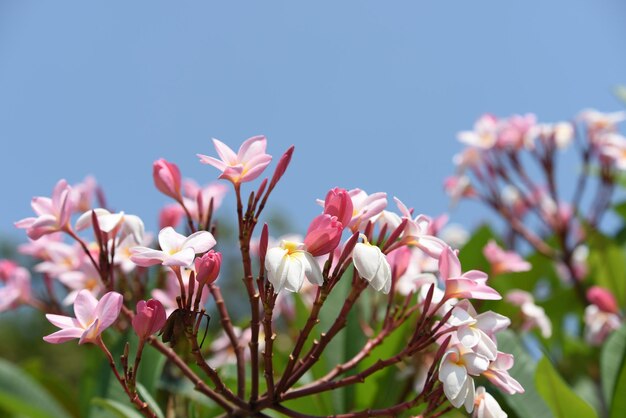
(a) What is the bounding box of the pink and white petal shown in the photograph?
[95,292,123,330]
[158,227,186,254]
[240,155,272,182]
[237,135,267,162]
[284,256,305,292]
[457,327,480,349]
[51,179,69,208]
[353,244,382,281]
[43,327,84,344]
[440,361,468,400]
[75,208,109,231]
[183,231,216,254]
[476,312,511,334]
[45,314,81,329]
[439,246,462,279]
[220,165,244,181]
[415,235,446,258]
[463,270,489,283]
[31,214,58,229]
[79,319,101,344]
[197,154,230,171]
[31,197,53,216]
[213,138,238,164]
[463,352,490,375]
[14,217,36,229]
[130,247,166,267]
[163,247,196,267]
[73,290,99,327]
[302,252,324,286]
[97,212,124,233]
[462,378,476,413]
[472,331,498,361]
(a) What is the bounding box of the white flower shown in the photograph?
[473,387,507,418]
[352,238,391,294]
[439,345,489,413]
[265,240,323,293]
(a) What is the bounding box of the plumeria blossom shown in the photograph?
[76,208,145,244]
[528,122,574,150]
[352,236,392,294]
[197,135,272,184]
[587,286,619,314]
[265,240,323,293]
[69,176,98,213]
[458,114,499,149]
[18,233,63,259]
[57,254,105,305]
[346,189,387,231]
[439,246,501,301]
[598,132,626,170]
[483,352,524,395]
[43,290,122,344]
[130,227,216,268]
[506,290,552,338]
[113,232,154,274]
[483,240,531,275]
[578,108,626,133]
[15,179,74,240]
[439,344,490,412]
[584,303,621,346]
[0,266,31,312]
[392,198,447,258]
[473,387,507,418]
[446,300,510,361]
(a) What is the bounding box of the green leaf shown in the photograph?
[497,331,553,418]
[0,358,72,418]
[136,384,164,418]
[91,398,143,418]
[610,357,626,418]
[600,323,626,408]
[587,231,626,306]
[535,356,598,418]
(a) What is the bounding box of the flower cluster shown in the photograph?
[6,135,524,417]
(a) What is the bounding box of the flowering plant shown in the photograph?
[2,135,526,417]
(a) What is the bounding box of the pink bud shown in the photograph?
[195,250,222,285]
[304,214,343,257]
[159,204,184,230]
[323,187,353,228]
[153,159,182,201]
[269,146,295,189]
[132,299,167,340]
[587,286,619,314]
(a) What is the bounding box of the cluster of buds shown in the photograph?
[5,135,524,417]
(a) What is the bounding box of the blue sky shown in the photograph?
[1,1,625,239]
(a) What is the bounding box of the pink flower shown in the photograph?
[440,246,501,301]
[0,266,31,312]
[130,227,216,268]
[0,260,18,282]
[69,176,98,213]
[153,159,183,201]
[303,214,343,257]
[133,299,167,340]
[195,250,222,286]
[483,352,524,395]
[483,240,531,275]
[457,114,499,149]
[506,290,552,338]
[15,179,74,240]
[43,290,123,344]
[197,136,272,184]
[322,188,353,227]
[587,286,619,314]
[584,304,621,346]
[497,113,536,150]
[347,189,387,231]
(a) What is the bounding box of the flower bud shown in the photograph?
[153,159,182,201]
[587,286,619,314]
[132,299,167,340]
[323,187,353,228]
[195,250,222,285]
[304,214,343,257]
